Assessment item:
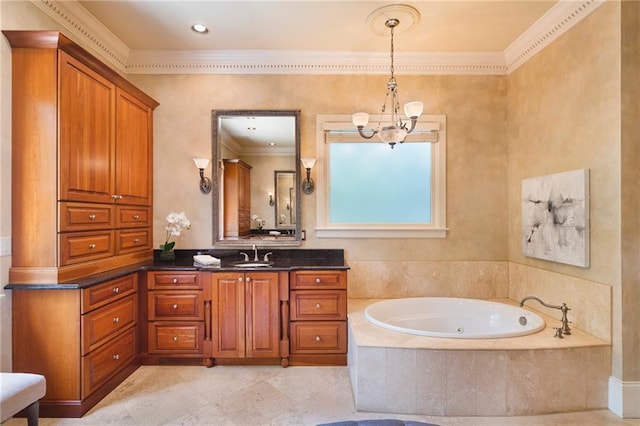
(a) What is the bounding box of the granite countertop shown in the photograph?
[5,248,348,289]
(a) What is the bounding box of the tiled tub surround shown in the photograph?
[348,299,611,416]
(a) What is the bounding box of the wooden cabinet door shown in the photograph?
[212,273,245,358]
[245,272,279,358]
[58,51,115,203]
[115,88,153,206]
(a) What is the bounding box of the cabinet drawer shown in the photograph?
[148,322,204,353]
[290,322,347,354]
[116,228,151,253]
[82,274,138,313]
[290,290,347,321]
[59,202,114,231]
[59,231,114,265]
[82,294,137,355]
[290,271,347,290]
[116,206,151,228]
[148,291,203,320]
[148,272,202,290]
[82,327,136,397]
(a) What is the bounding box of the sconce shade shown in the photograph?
[193,157,210,169]
[301,158,316,169]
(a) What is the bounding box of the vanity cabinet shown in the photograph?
[223,159,252,237]
[289,270,348,365]
[11,274,139,417]
[211,271,289,364]
[145,271,211,361]
[4,30,157,284]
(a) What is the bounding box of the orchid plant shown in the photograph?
[160,211,191,251]
[251,214,265,231]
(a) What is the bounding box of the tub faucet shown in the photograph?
[520,296,571,336]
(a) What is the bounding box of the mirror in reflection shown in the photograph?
[212,110,301,246]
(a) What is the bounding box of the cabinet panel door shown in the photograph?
[58,51,115,203]
[245,272,279,358]
[115,88,152,206]
[212,273,245,358]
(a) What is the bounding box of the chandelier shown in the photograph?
[352,17,423,148]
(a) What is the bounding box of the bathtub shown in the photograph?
[364,297,545,338]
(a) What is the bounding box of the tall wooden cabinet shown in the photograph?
[4,31,158,284]
[223,159,252,237]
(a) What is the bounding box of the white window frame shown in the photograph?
[314,114,448,239]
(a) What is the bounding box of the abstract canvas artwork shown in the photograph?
[522,169,590,267]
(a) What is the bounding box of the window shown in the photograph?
[315,115,447,238]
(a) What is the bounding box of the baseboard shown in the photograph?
[609,376,640,418]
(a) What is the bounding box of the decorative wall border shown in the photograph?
[31,0,604,76]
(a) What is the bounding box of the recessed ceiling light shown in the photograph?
[191,24,208,34]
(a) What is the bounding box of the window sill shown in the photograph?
[314,227,448,239]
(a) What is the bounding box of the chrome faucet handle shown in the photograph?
[263,252,273,261]
[239,252,249,261]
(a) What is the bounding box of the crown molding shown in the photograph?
[32,0,604,76]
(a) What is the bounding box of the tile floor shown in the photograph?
[3,365,639,426]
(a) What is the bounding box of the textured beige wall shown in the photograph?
[507,2,622,373]
[131,74,509,262]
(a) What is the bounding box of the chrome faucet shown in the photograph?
[252,244,259,261]
[520,296,571,337]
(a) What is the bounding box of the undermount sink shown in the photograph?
[232,261,273,268]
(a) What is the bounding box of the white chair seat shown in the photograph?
[0,373,46,425]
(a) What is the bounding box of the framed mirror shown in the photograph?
[275,171,296,230]
[212,110,301,247]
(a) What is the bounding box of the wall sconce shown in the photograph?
[268,192,275,206]
[193,157,212,194]
[301,157,316,195]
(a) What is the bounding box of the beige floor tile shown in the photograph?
[3,365,639,426]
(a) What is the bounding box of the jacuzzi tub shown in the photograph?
[364,297,545,338]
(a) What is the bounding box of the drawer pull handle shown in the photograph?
[112,287,120,294]
[111,194,123,200]
[112,354,120,360]
[173,278,178,283]
[88,214,96,220]
[315,278,321,284]
[172,304,178,310]
[315,336,321,342]
[133,238,140,243]
[88,243,96,249]
[173,336,178,342]
[113,317,120,323]
[315,303,321,309]
[133,214,140,220]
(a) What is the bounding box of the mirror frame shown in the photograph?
[211,109,302,247]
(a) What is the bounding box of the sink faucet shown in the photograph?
[520,295,571,337]
[252,244,259,261]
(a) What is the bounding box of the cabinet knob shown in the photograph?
[315,336,321,342]
[173,336,178,342]
[111,194,123,200]
[112,287,120,294]
[238,277,243,282]
[133,214,140,220]
[315,303,321,309]
[172,304,178,310]
[173,278,178,283]
[246,277,251,282]
[88,214,96,220]
[112,317,120,323]
[88,243,96,249]
[315,278,321,284]
[133,238,140,243]
[112,354,120,360]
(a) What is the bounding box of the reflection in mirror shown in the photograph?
[212,110,301,247]
[275,171,296,229]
